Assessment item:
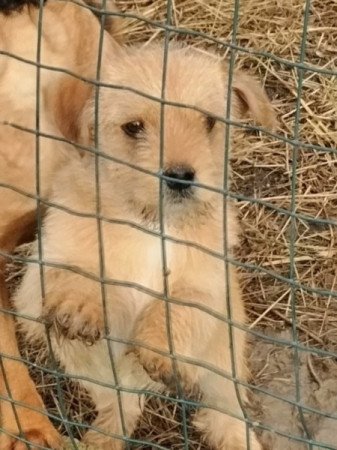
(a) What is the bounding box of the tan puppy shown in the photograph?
[0,1,120,448]
[14,43,275,449]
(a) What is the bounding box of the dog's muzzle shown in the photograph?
[163,166,195,195]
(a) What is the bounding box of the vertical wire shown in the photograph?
[34,1,78,446]
[223,1,252,448]
[93,1,130,447]
[158,1,189,447]
[289,0,313,446]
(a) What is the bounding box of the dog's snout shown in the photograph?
[163,166,195,191]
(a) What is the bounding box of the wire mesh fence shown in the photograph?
[0,0,337,449]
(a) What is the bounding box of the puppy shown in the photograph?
[13,43,275,449]
[0,1,120,448]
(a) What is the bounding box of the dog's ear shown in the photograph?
[83,0,124,43]
[47,75,93,146]
[230,69,277,130]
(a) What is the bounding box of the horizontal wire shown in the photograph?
[2,245,336,301]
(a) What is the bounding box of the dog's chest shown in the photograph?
[102,222,165,293]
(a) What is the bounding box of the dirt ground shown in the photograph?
[3,0,337,448]
[248,331,337,449]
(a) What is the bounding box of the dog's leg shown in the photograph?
[82,352,161,450]
[82,389,141,450]
[132,288,218,390]
[19,266,162,449]
[0,273,62,450]
[0,212,61,450]
[192,368,262,450]
[191,275,261,450]
[132,282,262,449]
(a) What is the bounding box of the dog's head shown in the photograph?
[56,44,276,226]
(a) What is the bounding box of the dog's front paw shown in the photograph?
[131,301,196,392]
[42,292,105,345]
[133,346,176,386]
[132,345,197,395]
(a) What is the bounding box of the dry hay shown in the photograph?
[4,0,337,448]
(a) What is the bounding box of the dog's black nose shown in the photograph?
[163,167,195,191]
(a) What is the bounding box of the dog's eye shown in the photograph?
[206,116,216,132]
[121,120,145,138]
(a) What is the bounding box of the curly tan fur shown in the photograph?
[13,43,275,449]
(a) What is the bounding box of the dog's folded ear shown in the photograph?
[230,69,277,131]
[43,15,122,152]
[84,0,124,43]
[46,75,93,147]
[46,43,121,148]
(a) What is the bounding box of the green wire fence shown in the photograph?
[1,0,337,449]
